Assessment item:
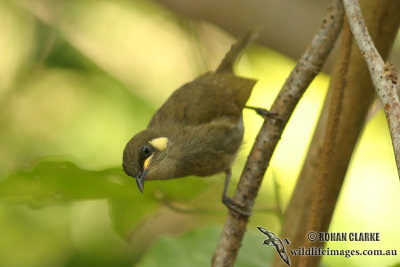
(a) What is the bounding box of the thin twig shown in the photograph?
[160,198,280,215]
[155,191,282,216]
[212,0,344,266]
[343,0,400,177]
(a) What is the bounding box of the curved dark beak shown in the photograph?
[136,169,148,193]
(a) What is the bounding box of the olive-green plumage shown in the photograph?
[123,33,257,192]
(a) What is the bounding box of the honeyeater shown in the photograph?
[123,32,259,215]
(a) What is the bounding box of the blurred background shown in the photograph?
[0,0,399,266]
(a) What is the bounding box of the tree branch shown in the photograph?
[275,1,400,266]
[298,19,352,267]
[343,0,400,176]
[211,0,344,266]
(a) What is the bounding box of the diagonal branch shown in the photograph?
[298,18,353,267]
[211,0,344,266]
[275,1,400,266]
[343,0,400,177]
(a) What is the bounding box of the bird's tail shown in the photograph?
[215,31,258,73]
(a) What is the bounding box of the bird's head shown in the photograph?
[123,130,170,193]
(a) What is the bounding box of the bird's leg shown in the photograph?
[245,105,284,120]
[222,169,252,217]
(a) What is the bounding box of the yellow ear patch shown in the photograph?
[143,154,153,170]
[149,137,168,151]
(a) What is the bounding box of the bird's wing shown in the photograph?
[148,73,256,127]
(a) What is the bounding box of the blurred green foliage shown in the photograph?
[138,226,273,266]
[0,158,214,234]
[0,0,399,267]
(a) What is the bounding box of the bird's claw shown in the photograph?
[222,195,252,217]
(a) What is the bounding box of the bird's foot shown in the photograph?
[245,106,284,120]
[222,195,252,217]
[222,169,251,217]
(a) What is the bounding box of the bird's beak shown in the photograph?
[136,155,153,193]
[136,169,148,193]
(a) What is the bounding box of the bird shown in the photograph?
[123,32,259,215]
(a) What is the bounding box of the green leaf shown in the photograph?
[0,160,136,205]
[109,177,213,237]
[0,159,213,238]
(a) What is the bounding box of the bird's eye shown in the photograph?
[140,146,151,157]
